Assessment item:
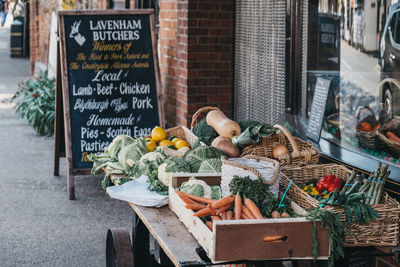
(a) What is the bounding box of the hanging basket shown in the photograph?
[355,106,381,150]
[241,124,320,166]
[220,155,281,197]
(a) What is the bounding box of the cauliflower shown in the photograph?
[157,163,171,186]
[139,151,166,163]
[180,177,212,198]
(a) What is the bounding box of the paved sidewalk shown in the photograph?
[0,27,132,266]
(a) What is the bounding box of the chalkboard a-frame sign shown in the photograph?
[56,10,162,199]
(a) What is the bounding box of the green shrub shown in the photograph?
[13,74,56,136]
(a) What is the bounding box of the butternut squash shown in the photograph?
[206,110,241,139]
[211,136,240,158]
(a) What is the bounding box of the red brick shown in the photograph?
[160,1,177,10]
[160,11,177,19]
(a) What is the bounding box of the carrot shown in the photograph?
[241,212,251,219]
[180,192,216,204]
[244,198,263,219]
[185,203,206,211]
[211,194,235,209]
[387,131,400,144]
[220,212,227,220]
[175,190,198,204]
[226,210,233,220]
[234,193,242,220]
[205,221,213,231]
[193,207,213,217]
[263,235,285,242]
[217,203,232,215]
[208,205,217,216]
[241,205,256,219]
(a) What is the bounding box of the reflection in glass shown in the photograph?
[306,1,400,166]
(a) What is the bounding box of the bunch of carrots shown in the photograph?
[176,191,264,231]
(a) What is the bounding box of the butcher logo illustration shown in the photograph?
[69,20,86,46]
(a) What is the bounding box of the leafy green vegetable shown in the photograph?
[210,186,222,200]
[12,73,56,136]
[232,123,275,148]
[108,135,135,159]
[179,177,221,199]
[130,151,166,179]
[192,118,219,145]
[147,174,169,195]
[184,146,225,172]
[238,120,260,132]
[198,158,222,173]
[306,209,345,267]
[158,157,191,186]
[229,175,294,217]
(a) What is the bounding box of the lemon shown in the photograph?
[172,137,182,145]
[175,139,190,149]
[151,126,167,142]
[145,138,157,152]
[159,139,174,147]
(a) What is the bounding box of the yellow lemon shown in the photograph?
[151,126,166,142]
[159,139,174,147]
[145,138,157,152]
[172,137,182,145]
[175,139,190,149]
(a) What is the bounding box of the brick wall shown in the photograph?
[159,0,234,127]
[175,0,234,127]
[159,0,178,128]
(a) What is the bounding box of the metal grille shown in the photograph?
[234,0,287,124]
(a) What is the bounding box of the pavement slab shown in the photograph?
[0,27,132,267]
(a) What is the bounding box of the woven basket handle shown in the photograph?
[221,156,280,186]
[335,93,341,110]
[273,124,300,157]
[190,106,220,130]
[356,106,375,124]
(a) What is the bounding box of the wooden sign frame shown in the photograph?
[56,9,163,199]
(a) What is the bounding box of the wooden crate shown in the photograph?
[169,173,330,262]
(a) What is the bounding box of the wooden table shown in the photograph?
[106,203,214,267]
[106,202,400,267]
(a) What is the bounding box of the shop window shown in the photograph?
[298,1,400,169]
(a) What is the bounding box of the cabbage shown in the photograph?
[130,151,166,179]
[198,158,222,173]
[107,135,135,159]
[158,158,190,186]
[179,177,221,199]
[184,146,225,172]
[118,139,147,170]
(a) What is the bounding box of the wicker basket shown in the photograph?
[281,164,400,247]
[355,106,381,150]
[376,117,400,157]
[241,125,320,166]
[164,125,200,147]
[220,155,281,197]
[190,106,221,130]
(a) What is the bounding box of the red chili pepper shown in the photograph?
[316,169,341,193]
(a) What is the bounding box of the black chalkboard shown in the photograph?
[57,10,161,199]
[306,77,331,142]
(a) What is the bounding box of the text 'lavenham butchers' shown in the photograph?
[90,19,142,41]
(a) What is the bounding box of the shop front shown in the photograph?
[54,0,400,265]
